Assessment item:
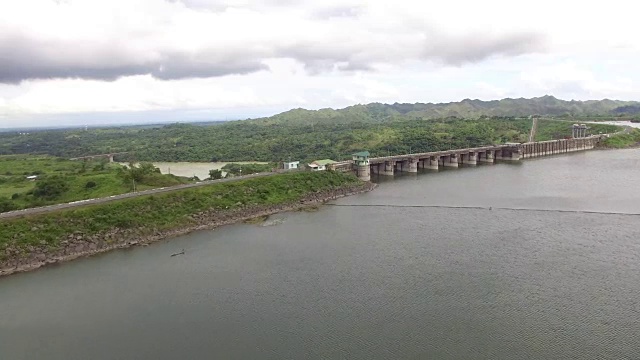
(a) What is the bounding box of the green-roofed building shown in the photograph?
[308,159,337,171]
[352,151,370,166]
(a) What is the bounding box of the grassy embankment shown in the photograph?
[0,171,362,262]
[0,155,191,212]
[600,129,640,148]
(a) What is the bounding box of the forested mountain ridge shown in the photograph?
[253,96,640,125]
[0,96,628,163]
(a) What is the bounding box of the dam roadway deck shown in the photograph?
[332,135,604,181]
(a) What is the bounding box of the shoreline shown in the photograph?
[0,181,377,278]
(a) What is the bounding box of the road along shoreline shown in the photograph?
[0,181,376,278]
[0,171,279,220]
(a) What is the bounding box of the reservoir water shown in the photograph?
[120,162,269,180]
[2,149,640,359]
[151,161,268,180]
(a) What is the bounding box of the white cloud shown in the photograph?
[0,0,639,126]
[519,60,640,100]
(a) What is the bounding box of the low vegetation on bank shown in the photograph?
[0,156,190,212]
[600,129,640,148]
[0,171,362,264]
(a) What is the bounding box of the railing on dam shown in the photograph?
[367,145,510,164]
[331,135,605,181]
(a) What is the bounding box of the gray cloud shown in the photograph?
[311,6,364,19]
[0,36,267,83]
[279,31,546,74]
[0,2,546,84]
[148,52,268,80]
[171,0,298,11]
[168,0,234,11]
[426,32,547,65]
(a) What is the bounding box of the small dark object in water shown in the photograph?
[171,249,185,257]
[489,207,492,210]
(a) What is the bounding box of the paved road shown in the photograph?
[528,117,538,142]
[0,171,279,220]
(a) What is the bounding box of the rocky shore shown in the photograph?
[0,181,376,277]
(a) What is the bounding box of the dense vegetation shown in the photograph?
[0,118,620,163]
[0,96,629,164]
[601,129,640,148]
[261,96,640,125]
[0,156,191,212]
[0,171,361,258]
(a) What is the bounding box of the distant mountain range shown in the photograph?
[254,95,640,125]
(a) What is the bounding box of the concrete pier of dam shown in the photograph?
[519,136,599,159]
[331,135,604,181]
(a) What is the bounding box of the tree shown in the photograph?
[139,162,161,175]
[119,162,161,183]
[208,169,223,180]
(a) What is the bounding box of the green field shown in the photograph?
[0,155,191,212]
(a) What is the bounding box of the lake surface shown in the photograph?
[3,149,640,359]
[594,120,640,129]
[120,161,268,180]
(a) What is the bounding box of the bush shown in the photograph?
[85,181,97,189]
[11,193,20,200]
[0,197,17,212]
[33,176,70,200]
[209,169,223,180]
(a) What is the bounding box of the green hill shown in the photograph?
[252,95,640,125]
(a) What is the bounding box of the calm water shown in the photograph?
[594,120,640,129]
[121,162,268,180]
[3,150,640,359]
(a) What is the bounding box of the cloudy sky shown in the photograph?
[1,0,639,128]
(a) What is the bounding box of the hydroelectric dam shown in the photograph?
[332,135,604,181]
